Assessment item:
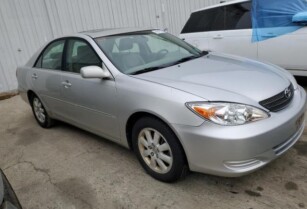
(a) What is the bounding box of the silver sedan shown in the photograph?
[17,28,306,182]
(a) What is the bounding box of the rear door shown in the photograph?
[258,27,307,75]
[32,39,65,115]
[208,1,257,59]
[60,38,120,140]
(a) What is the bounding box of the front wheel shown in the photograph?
[132,117,188,182]
[31,96,54,128]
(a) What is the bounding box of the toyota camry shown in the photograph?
[16,28,306,182]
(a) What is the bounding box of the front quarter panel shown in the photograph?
[116,75,205,146]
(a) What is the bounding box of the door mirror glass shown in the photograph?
[80,65,111,79]
[292,12,307,25]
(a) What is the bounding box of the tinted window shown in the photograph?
[225,2,252,30]
[181,8,218,33]
[41,40,65,70]
[211,7,225,31]
[64,39,101,73]
[181,2,251,33]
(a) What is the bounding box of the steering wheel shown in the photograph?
[156,49,169,59]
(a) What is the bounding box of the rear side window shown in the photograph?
[181,2,251,34]
[225,2,252,30]
[210,7,225,31]
[40,40,65,70]
[34,55,43,68]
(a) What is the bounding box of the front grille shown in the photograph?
[259,84,294,112]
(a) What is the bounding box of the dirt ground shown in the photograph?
[0,81,307,209]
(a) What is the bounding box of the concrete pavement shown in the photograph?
[0,95,306,209]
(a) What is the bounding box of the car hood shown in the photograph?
[134,53,291,103]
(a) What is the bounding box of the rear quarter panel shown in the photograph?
[16,66,34,104]
[258,27,307,71]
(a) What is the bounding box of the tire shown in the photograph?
[132,117,188,182]
[30,95,54,128]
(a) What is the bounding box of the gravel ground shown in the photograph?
[0,84,306,209]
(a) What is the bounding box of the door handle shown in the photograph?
[213,34,223,39]
[263,33,277,38]
[62,81,72,88]
[32,73,38,80]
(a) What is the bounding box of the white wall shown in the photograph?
[0,0,223,93]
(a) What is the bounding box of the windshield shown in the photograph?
[95,30,203,75]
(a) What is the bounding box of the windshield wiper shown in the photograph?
[201,51,209,56]
[170,55,201,66]
[130,66,163,75]
[130,53,208,75]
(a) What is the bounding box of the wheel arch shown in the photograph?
[27,90,37,104]
[125,111,189,166]
[26,90,51,115]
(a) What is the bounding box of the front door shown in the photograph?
[60,38,120,141]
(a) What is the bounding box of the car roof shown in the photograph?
[80,27,157,38]
[192,0,250,13]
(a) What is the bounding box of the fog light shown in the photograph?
[224,159,263,171]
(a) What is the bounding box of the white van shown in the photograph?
[179,0,307,76]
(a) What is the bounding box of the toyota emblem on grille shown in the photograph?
[284,87,292,99]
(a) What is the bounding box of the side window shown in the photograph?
[64,39,101,73]
[34,55,43,68]
[41,40,65,70]
[210,7,226,31]
[181,9,218,33]
[225,2,252,30]
[181,2,251,34]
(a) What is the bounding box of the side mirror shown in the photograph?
[80,65,111,79]
[292,12,307,25]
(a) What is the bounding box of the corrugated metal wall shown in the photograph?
[0,0,223,93]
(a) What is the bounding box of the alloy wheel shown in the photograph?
[138,128,173,174]
[33,98,46,123]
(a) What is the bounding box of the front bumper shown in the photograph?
[173,86,307,177]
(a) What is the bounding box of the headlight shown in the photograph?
[186,102,269,126]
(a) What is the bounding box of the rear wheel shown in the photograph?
[31,96,54,128]
[132,117,188,182]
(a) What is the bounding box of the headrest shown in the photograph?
[50,52,61,59]
[77,45,91,57]
[76,45,99,64]
[118,38,133,51]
